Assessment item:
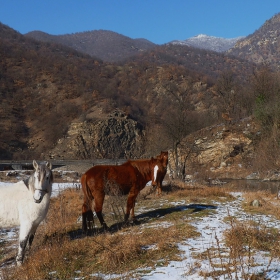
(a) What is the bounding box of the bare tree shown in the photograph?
[159,84,204,180]
[216,71,237,122]
[250,66,280,129]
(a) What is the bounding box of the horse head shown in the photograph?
[150,157,159,187]
[157,151,168,168]
[32,160,53,203]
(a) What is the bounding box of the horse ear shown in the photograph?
[33,160,38,170]
[46,162,52,170]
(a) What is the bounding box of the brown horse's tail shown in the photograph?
[81,173,94,233]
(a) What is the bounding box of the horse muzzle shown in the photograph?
[33,189,47,203]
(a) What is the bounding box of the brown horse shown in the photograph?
[155,151,168,195]
[81,157,159,232]
[127,157,164,216]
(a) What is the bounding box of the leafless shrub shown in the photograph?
[103,179,126,223]
[252,132,280,173]
[204,214,279,279]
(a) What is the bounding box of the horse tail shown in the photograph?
[81,173,94,233]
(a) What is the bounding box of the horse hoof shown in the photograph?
[16,258,22,266]
[132,219,140,225]
[102,223,109,231]
[122,220,131,228]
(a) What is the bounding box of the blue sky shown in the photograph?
[0,0,280,44]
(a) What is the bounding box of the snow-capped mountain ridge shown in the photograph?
[170,34,244,53]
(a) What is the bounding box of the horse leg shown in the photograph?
[82,200,94,234]
[124,192,138,224]
[16,222,32,266]
[28,223,40,248]
[94,194,109,230]
[131,205,135,220]
[81,173,96,234]
[130,202,140,225]
[157,181,162,196]
[87,211,95,233]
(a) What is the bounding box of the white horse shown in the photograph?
[0,160,53,266]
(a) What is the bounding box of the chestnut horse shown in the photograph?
[155,151,168,195]
[81,157,159,232]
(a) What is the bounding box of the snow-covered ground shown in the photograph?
[139,193,280,280]
[1,181,280,279]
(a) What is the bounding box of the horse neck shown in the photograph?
[132,160,153,183]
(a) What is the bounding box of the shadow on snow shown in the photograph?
[67,203,217,239]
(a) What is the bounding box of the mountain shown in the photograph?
[0,21,266,161]
[0,21,256,160]
[26,29,242,61]
[170,34,243,52]
[125,44,256,81]
[25,30,157,62]
[227,13,280,70]
[2,15,280,177]
[0,22,106,159]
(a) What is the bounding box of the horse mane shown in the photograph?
[128,157,156,180]
[23,177,30,189]
[23,173,35,191]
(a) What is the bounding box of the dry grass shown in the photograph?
[3,181,219,279]
[207,219,280,279]
[8,222,198,280]
[242,190,280,219]
[197,220,280,279]
[199,189,280,280]
[2,182,275,280]
[224,220,280,255]
[162,180,234,204]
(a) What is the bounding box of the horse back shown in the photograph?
[0,183,23,224]
[82,163,143,195]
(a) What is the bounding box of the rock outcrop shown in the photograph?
[168,117,260,180]
[49,110,145,160]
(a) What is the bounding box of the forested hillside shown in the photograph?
[25,29,156,62]
[0,19,277,164]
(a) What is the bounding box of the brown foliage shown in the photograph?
[0,22,258,160]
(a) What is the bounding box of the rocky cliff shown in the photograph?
[50,112,262,180]
[168,117,261,180]
[49,110,145,160]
